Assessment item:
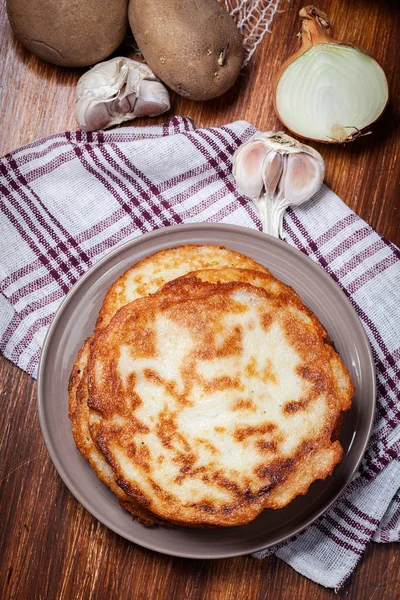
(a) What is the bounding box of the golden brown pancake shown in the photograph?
[95,244,271,333]
[69,246,354,527]
[87,278,353,526]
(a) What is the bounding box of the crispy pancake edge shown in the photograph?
[68,339,168,526]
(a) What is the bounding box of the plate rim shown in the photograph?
[37,223,376,559]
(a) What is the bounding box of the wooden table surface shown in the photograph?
[0,0,399,598]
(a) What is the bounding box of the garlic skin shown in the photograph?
[75,57,170,132]
[233,132,325,239]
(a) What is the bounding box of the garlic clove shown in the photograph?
[116,93,137,115]
[75,57,170,132]
[282,153,324,206]
[75,98,115,132]
[262,150,283,199]
[133,79,171,117]
[232,141,269,199]
[232,130,325,239]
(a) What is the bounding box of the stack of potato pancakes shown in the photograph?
[68,245,354,527]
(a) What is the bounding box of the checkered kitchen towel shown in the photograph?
[0,117,399,588]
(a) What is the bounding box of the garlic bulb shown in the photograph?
[274,6,389,143]
[233,132,325,238]
[75,57,170,132]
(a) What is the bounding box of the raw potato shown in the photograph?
[6,0,128,67]
[128,0,244,101]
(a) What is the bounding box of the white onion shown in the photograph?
[274,7,389,143]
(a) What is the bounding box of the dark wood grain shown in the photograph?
[0,0,399,598]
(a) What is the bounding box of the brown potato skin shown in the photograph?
[128,0,244,101]
[6,0,128,67]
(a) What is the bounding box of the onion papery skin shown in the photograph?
[275,43,388,143]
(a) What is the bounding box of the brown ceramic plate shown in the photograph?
[37,223,375,559]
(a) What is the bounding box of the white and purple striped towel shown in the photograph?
[0,117,399,589]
